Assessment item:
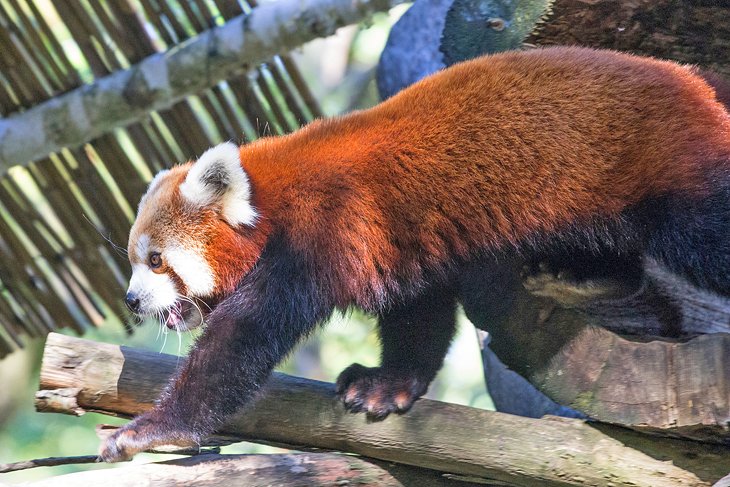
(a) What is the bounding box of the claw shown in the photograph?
[335,363,428,420]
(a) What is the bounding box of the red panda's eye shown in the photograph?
[149,252,162,269]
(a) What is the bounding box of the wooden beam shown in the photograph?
[36,332,719,487]
[0,0,405,173]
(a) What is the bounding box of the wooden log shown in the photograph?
[36,332,728,486]
[460,258,730,444]
[20,453,482,487]
[0,455,102,474]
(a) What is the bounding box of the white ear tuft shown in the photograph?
[179,142,257,226]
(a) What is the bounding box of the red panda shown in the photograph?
[101,46,730,462]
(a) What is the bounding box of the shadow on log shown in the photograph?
[36,333,730,486]
[460,257,730,444]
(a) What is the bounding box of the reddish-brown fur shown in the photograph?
[238,47,730,308]
[697,68,730,108]
[128,47,730,311]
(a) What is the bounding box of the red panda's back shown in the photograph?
[353,47,730,237]
[244,47,730,290]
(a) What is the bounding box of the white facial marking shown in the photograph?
[147,169,170,195]
[179,142,257,226]
[127,264,177,314]
[166,246,215,297]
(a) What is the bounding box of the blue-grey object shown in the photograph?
[376,0,553,100]
[479,333,587,419]
[376,0,452,99]
[441,0,552,65]
[377,0,552,98]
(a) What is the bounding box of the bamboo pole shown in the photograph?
[0,0,404,172]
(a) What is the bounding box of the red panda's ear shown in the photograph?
[179,142,257,226]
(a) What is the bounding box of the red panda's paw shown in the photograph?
[98,426,145,463]
[335,363,428,420]
[98,414,197,463]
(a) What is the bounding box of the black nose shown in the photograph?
[125,292,141,313]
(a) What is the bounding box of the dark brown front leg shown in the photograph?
[99,238,332,462]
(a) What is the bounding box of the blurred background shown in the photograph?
[0,2,493,483]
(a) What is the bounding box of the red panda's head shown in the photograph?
[125,142,263,330]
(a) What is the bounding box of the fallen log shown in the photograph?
[36,332,729,486]
[20,453,482,487]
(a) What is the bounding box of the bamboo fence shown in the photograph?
[0,0,324,356]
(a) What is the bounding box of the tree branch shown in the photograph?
[0,0,405,172]
[18,453,485,487]
[0,455,101,474]
[35,332,717,487]
[529,0,730,77]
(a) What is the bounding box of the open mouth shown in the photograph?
[164,302,186,330]
[163,299,212,331]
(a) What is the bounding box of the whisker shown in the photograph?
[123,309,143,331]
[175,329,182,364]
[82,214,128,256]
[157,309,168,342]
[155,312,163,341]
[160,325,169,353]
[194,297,212,313]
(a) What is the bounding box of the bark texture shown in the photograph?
[530,0,730,77]
[462,259,730,444]
[36,333,730,486]
[20,453,485,487]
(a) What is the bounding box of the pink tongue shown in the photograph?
[166,309,182,329]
